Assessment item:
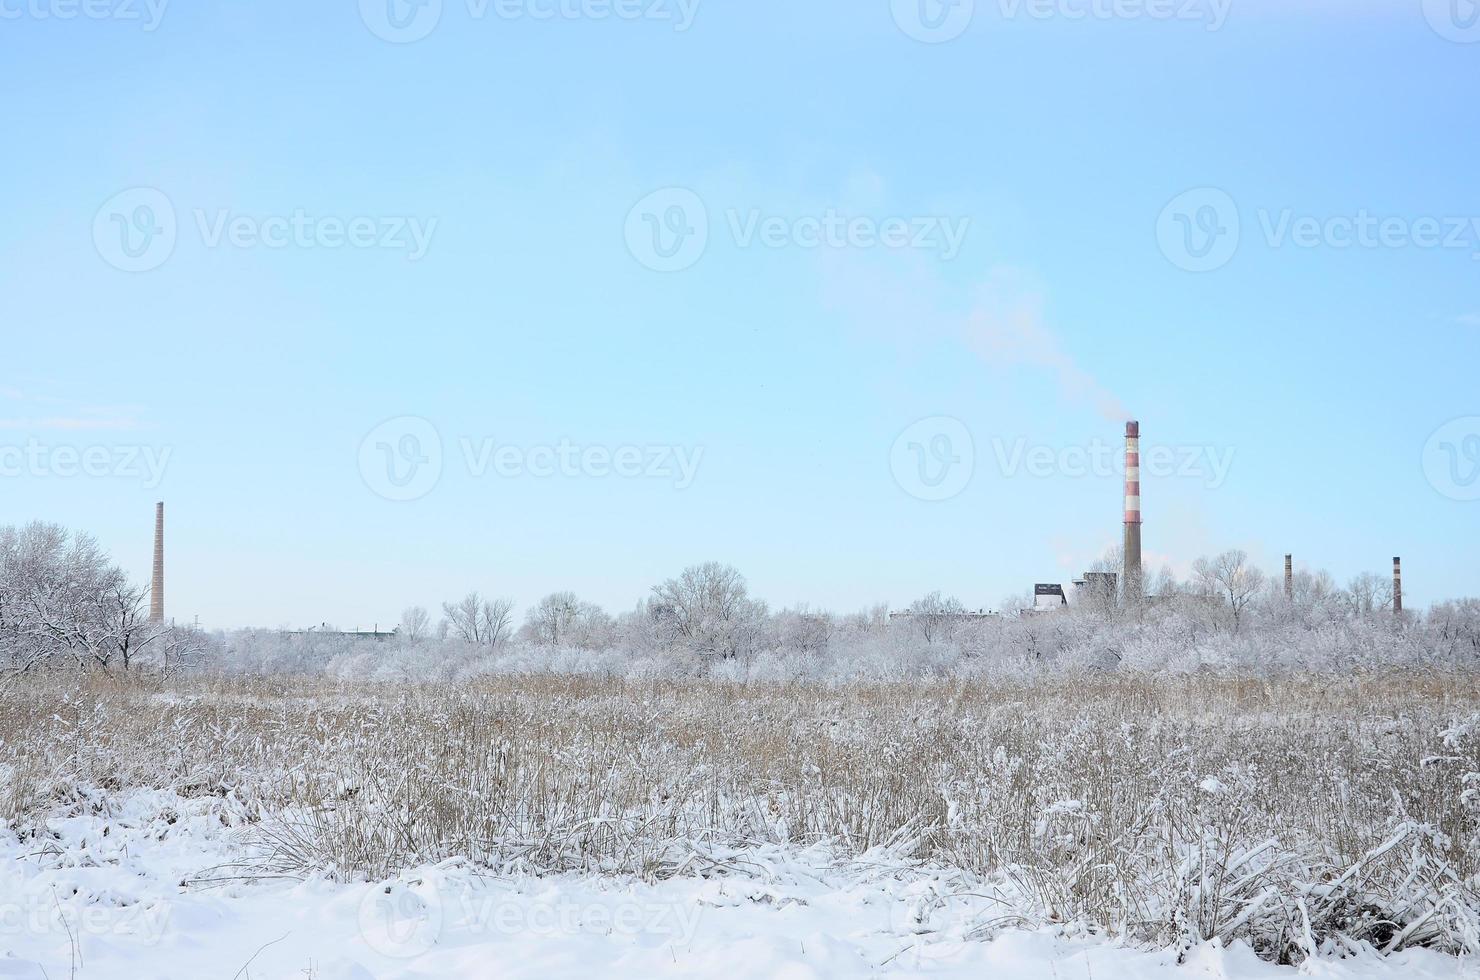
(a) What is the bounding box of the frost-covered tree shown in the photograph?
[1341,572,1394,619]
[522,592,609,648]
[774,605,833,654]
[1193,550,1265,633]
[399,606,431,643]
[648,563,767,660]
[0,521,181,673]
[904,591,966,644]
[440,593,515,647]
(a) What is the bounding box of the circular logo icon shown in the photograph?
[93,187,177,273]
[357,879,444,959]
[885,892,966,965]
[359,416,443,501]
[360,0,443,43]
[624,188,708,272]
[890,0,974,43]
[1422,0,1480,42]
[890,417,974,501]
[1156,187,1240,272]
[1422,416,1480,502]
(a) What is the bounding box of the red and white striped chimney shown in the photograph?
[1392,556,1402,615]
[1123,421,1142,603]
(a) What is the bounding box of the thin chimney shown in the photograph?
[1123,421,1142,605]
[1284,554,1294,601]
[150,502,165,624]
[1392,556,1402,615]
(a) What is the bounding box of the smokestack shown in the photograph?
[1392,556,1402,615]
[1284,554,1294,601]
[1123,421,1142,605]
[150,502,165,624]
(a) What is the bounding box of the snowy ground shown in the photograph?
[1,790,1474,980]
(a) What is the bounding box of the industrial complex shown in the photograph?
[143,419,1408,628]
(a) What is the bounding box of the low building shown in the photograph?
[1033,584,1067,612]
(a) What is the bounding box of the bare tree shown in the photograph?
[1193,550,1266,633]
[440,592,515,647]
[904,591,967,644]
[441,593,485,644]
[400,606,431,643]
[480,597,515,647]
[1342,572,1394,619]
[523,592,606,648]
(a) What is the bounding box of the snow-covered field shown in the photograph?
[3,673,1479,978]
[2,788,1473,980]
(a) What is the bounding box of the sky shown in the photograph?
[2,0,1478,629]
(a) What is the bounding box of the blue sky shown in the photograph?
[2,0,1478,628]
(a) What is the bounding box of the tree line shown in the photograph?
[4,521,1477,677]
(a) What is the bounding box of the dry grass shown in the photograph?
[2,670,1478,962]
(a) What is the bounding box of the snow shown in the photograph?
[0,789,1472,980]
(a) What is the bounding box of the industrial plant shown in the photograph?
[1026,420,1406,619]
[144,419,1411,629]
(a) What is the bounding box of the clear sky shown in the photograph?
[2,0,1478,628]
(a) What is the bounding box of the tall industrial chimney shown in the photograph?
[1123,421,1142,605]
[1284,554,1294,601]
[150,502,165,624]
[1392,556,1402,615]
